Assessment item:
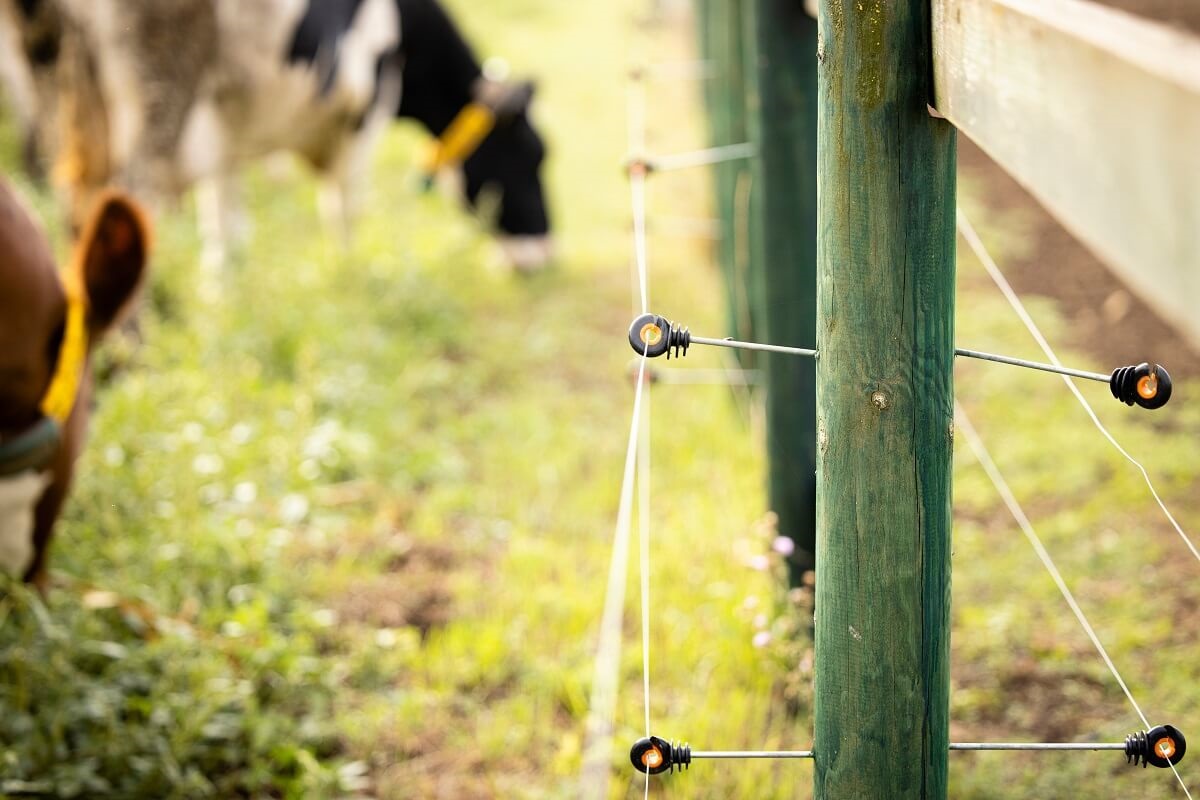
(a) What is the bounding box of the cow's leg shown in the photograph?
[181,93,248,278]
[317,166,355,250]
[315,60,402,250]
[195,173,248,275]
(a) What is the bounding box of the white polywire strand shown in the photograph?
[1171,759,1196,800]
[579,358,647,800]
[627,82,649,313]
[639,381,652,737]
[956,208,1200,565]
[957,404,1194,798]
[955,404,1149,725]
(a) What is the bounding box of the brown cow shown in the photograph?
[0,180,148,591]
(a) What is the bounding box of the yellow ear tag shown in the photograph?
[420,102,497,175]
[39,278,89,425]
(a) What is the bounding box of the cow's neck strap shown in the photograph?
[420,102,495,178]
[40,279,88,426]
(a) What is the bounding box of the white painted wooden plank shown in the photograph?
[932,0,1200,350]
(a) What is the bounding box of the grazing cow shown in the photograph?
[0,0,553,270]
[0,181,148,590]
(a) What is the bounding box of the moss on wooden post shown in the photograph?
[744,0,819,578]
[813,1,956,797]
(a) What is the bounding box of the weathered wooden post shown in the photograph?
[814,0,956,796]
[744,0,819,578]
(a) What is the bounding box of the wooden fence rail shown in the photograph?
[932,0,1200,349]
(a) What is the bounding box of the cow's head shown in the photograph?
[0,183,148,590]
[396,0,553,271]
[460,78,552,271]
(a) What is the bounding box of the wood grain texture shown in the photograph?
[746,0,819,576]
[815,1,956,797]
[932,0,1200,349]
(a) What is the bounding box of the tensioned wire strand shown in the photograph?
[647,141,756,173]
[956,404,1192,799]
[958,228,1195,800]
[956,208,1200,566]
[628,67,653,800]
[639,380,652,739]
[579,356,647,799]
[628,81,649,315]
[639,383,652,800]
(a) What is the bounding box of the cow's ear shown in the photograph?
[482,79,535,120]
[74,191,149,335]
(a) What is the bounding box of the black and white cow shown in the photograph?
[0,0,553,270]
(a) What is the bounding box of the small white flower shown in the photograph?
[230,423,253,444]
[233,481,258,504]
[279,493,310,523]
[104,444,125,467]
[192,453,224,475]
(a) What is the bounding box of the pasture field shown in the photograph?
[2,0,1198,798]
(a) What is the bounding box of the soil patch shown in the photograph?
[333,537,458,634]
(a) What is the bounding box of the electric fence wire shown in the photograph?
[956,208,1200,566]
[629,80,650,314]
[648,141,757,173]
[638,381,652,800]
[628,69,655,800]
[955,403,1193,798]
[578,68,656,800]
[579,356,647,800]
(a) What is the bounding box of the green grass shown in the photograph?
[2,0,1199,798]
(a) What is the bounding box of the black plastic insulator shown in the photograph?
[628,314,690,360]
[1110,363,1172,410]
[630,736,692,775]
[1126,725,1186,768]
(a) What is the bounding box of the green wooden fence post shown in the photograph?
[695,0,757,365]
[813,0,956,797]
[744,0,818,578]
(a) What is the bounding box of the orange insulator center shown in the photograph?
[642,748,663,768]
[640,323,663,346]
[1137,374,1158,399]
[1156,737,1176,759]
